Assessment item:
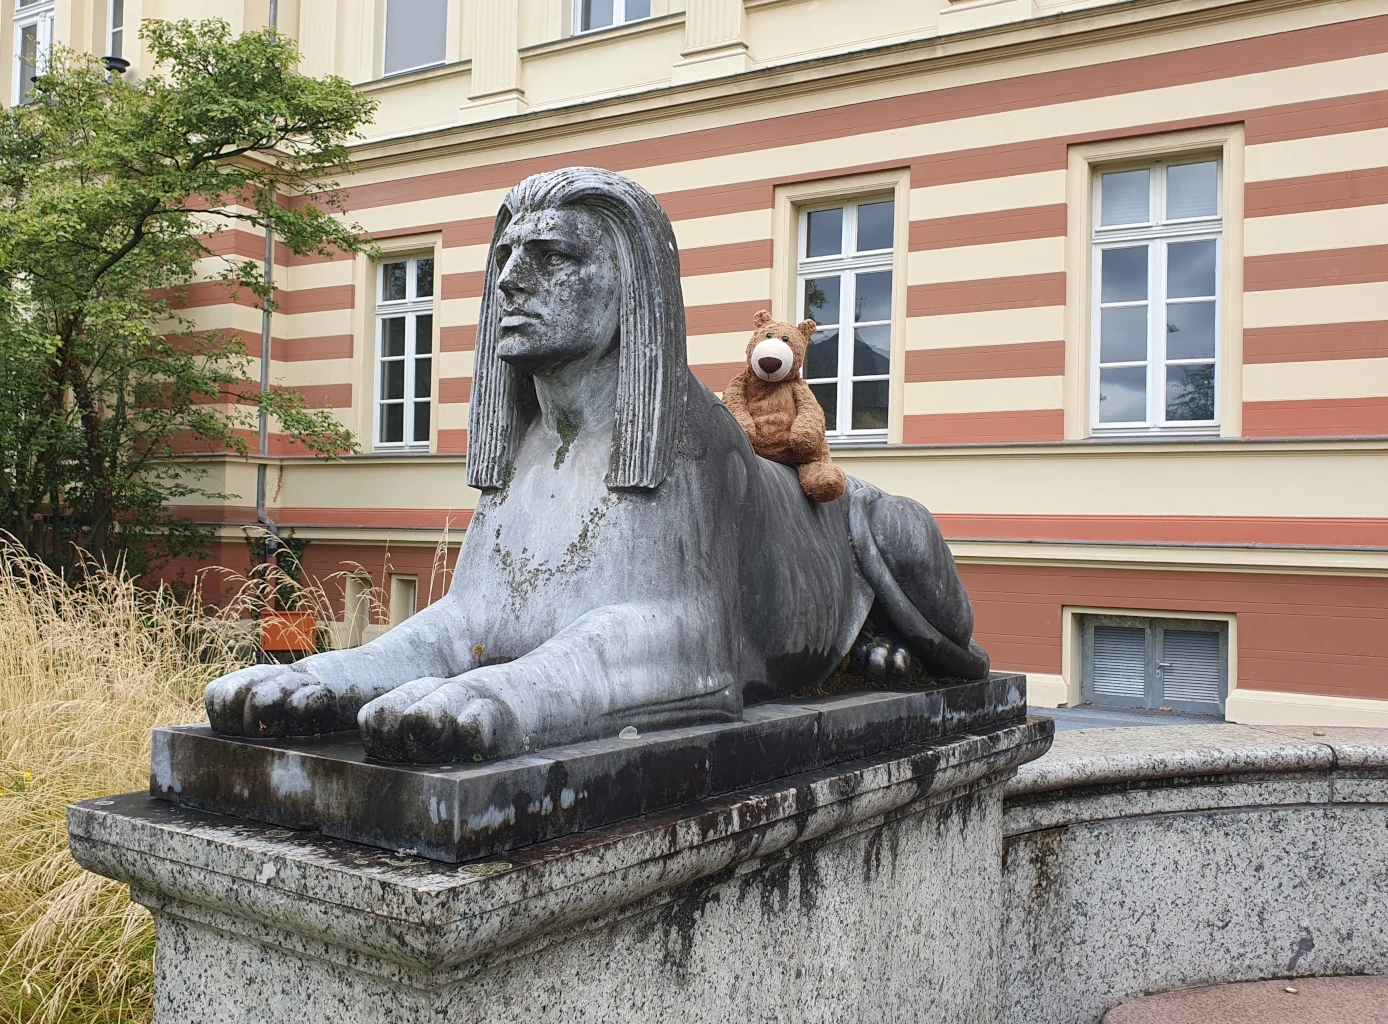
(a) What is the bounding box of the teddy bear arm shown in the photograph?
[787,381,829,459]
[721,373,759,438]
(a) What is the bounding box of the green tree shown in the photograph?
[0,19,377,576]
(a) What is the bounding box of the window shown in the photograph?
[375,256,435,449]
[1092,158,1222,433]
[389,575,418,626]
[382,0,447,77]
[797,198,895,440]
[343,574,373,647]
[106,0,123,59]
[14,0,54,104]
[1081,615,1228,716]
[576,0,651,33]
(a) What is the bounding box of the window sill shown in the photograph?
[829,433,890,450]
[1089,428,1221,441]
[520,12,683,60]
[359,60,470,93]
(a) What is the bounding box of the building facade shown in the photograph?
[10,0,1388,724]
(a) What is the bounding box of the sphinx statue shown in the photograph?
[205,167,989,763]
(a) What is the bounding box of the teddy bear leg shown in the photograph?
[797,458,847,503]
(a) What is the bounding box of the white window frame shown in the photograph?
[106,0,123,60]
[381,0,448,78]
[795,197,896,443]
[13,0,54,105]
[374,255,435,451]
[573,0,652,35]
[1090,157,1223,436]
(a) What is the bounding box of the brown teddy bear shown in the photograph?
[722,310,847,503]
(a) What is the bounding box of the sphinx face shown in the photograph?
[492,206,622,374]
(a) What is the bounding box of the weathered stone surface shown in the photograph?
[1000,724,1388,1024]
[72,719,1052,1024]
[152,675,1024,863]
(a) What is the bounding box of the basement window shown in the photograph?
[1081,615,1228,716]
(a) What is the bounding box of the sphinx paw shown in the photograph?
[850,633,915,685]
[359,679,523,764]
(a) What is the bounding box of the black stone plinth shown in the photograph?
[151,672,1025,863]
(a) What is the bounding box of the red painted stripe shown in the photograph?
[908,272,1066,317]
[1246,166,1388,218]
[276,284,356,315]
[935,513,1388,548]
[904,341,1065,382]
[438,377,472,403]
[277,335,354,361]
[1245,244,1388,291]
[691,361,744,391]
[909,205,1067,251]
[1244,397,1388,437]
[441,271,486,300]
[902,409,1064,444]
[289,383,352,409]
[1244,88,1388,145]
[437,428,469,453]
[681,239,773,276]
[686,299,769,335]
[1244,321,1388,363]
[963,562,1388,699]
[440,325,477,352]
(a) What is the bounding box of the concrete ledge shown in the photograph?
[1000,725,1388,1024]
[1103,976,1388,1023]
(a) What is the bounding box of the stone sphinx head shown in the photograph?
[467,167,689,492]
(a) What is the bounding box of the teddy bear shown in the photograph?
[721,310,847,503]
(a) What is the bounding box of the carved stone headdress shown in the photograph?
[467,167,689,491]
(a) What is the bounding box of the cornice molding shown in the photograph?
[346,0,1334,172]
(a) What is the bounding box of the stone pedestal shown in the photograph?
[69,718,1051,1024]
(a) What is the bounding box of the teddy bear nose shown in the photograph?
[758,356,783,374]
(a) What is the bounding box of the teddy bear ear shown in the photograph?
[797,318,818,338]
[752,309,773,328]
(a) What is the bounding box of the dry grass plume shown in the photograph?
[0,545,252,1023]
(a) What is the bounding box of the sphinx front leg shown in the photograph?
[358,604,741,763]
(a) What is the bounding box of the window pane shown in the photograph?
[1165,302,1216,361]
[382,361,405,401]
[851,381,889,430]
[1168,240,1216,299]
[624,0,651,20]
[381,403,404,444]
[803,276,840,326]
[856,201,894,252]
[1100,169,1150,226]
[415,258,434,298]
[412,400,431,444]
[382,262,407,301]
[383,0,447,74]
[806,208,843,258]
[19,23,40,101]
[1100,306,1148,364]
[382,317,406,357]
[1098,366,1147,423]
[852,326,890,376]
[804,329,839,380]
[854,271,892,323]
[581,0,614,30]
[414,357,432,398]
[415,314,433,354]
[810,383,837,432]
[1167,162,1218,220]
[1101,246,1148,304]
[1166,364,1215,421]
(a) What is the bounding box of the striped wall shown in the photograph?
[163,5,1388,459]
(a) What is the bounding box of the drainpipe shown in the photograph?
[256,0,281,564]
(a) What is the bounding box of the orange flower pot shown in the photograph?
[260,610,318,653]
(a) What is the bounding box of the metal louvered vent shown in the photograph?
[1092,625,1146,698]
[1161,629,1222,704]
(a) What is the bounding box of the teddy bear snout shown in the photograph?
[751,337,795,382]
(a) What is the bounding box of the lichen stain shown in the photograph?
[553,417,579,469]
[493,494,615,614]
[466,804,518,832]
[270,758,312,798]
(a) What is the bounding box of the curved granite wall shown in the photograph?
[998,724,1388,1024]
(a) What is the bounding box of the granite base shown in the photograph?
[71,718,1051,1024]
